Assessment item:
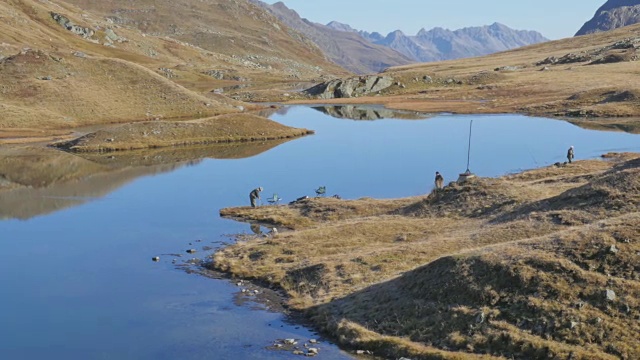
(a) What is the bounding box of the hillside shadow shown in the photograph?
[0,139,295,219]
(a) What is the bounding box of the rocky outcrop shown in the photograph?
[536,37,640,66]
[305,75,394,99]
[50,12,94,38]
[576,0,640,36]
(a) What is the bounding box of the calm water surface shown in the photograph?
[1,106,639,359]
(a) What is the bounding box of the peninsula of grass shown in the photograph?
[214,153,640,360]
[55,114,314,152]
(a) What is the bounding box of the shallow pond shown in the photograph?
[1,106,639,359]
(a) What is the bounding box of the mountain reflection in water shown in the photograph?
[311,105,431,121]
[0,139,295,220]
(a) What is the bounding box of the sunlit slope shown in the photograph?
[0,0,347,131]
[61,0,348,78]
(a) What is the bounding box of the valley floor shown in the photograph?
[214,153,640,359]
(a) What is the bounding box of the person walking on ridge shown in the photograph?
[567,146,575,164]
[249,187,263,208]
[435,171,444,191]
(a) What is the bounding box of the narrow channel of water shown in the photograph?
[1,106,639,359]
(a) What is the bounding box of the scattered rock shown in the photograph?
[605,289,617,302]
[476,312,486,324]
[284,338,296,345]
[72,51,87,58]
[104,28,126,43]
[158,67,177,79]
[570,321,579,329]
[202,70,225,79]
[51,12,95,38]
[609,245,619,254]
[308,348,319,354]
[494,66,521,72]
[308,339,318,344]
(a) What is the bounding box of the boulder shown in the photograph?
[305,75,394,99]
[605,289,617,302]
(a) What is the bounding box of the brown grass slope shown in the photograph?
[0,0,347,142]
[383,23,640,117]
[0,0,239,129]
[61,0,347,79]
[214,153,640,359]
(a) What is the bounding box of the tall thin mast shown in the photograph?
[466,120,473,172]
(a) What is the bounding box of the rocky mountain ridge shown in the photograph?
[576,0,640,36]
[250,1,414,74]
[328,21,549,62]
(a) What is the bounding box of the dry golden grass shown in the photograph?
[213,153,640,359]
[53,113,314,152]
[0,0,346,140]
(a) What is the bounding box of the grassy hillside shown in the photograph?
[0,0,346,142]
[214,153,640,359]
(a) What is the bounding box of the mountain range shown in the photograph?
[329,21,548,63]
[576,0,640,35]
[254,1,548,73]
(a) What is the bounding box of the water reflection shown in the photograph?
[0,139,296,220]
[567,117,640,134]
[311,105,431,121]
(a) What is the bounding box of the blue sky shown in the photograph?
[262,0,606,39]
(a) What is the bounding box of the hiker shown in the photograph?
[435,171,444,190]
[567,146,575,164]
[249,187,263,207]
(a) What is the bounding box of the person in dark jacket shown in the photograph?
[435,172,444,190]
[567,146,575,164]
[249,187,263,207]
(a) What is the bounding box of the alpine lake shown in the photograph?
[2,105,640,359]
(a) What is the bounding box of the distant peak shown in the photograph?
[326,21,356,32]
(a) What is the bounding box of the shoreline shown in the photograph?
[2,100,639,147]
[211,153,640,359]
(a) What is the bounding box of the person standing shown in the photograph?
[567,146,575,164]
[434,172,444,190]
[249,187,263,207]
